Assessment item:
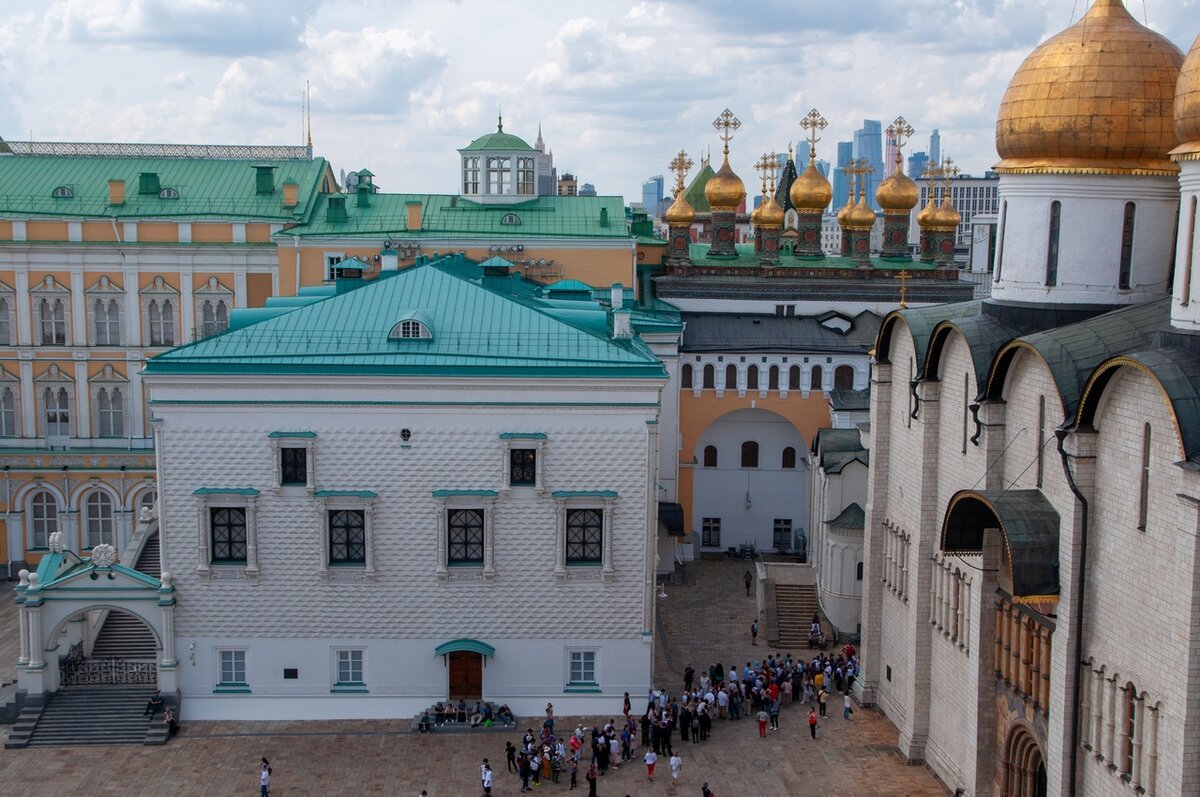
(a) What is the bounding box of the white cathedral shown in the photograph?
[862,2,1200,796]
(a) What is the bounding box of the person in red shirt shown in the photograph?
[808,707,818,740]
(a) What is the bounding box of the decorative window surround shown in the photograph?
[89,364,128,439]
[195,276,234,339]
[332,648,368,693]
[315,490,378,582]
[31,276,71,346]
[193,488,260,582]
[433,490,497,583]
[552,491,617,584]
[34,364,73,439]
[85,275,124,346]
[268,431,317,492]
[499,433,547,495]
[214,648,250,693]
[0,281,16,346]
[565,648,600,692]
[0,367,21,438]
[139,276,180,347]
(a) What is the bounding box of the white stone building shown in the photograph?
[860,4,1200,795]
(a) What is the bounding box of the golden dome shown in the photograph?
[758,195,785,228]
[875,168,919,213]
[789,160,834,212]
[995,0,1184,174]
[916,197,938,229]
[704,155,746,212]
[846,196,877,231]
[929,199,961,231]
[1173,33,1200,160]
[836,194,854,228]
[664,193,696,225]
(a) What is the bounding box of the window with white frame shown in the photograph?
[95,386,125,437]
[84,491,115,547]
[335,649,364,686]
[42,386,70,437]
[517,157,535,194]
[218,649,247,686]
[486,156,511,194]
[501,435,546,493]
[30,490,58,549]
[38,298,67,345]
[141,276,179,347]
[318,495,376,580]
[0,294,12,345]
[568,650,596,685]
[462,157,480,194]
[92,298,121,345]
[0,384,18,437]
[195,276,233,338]
[324,253,344,281]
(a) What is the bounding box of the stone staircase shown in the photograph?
[408,704,520,734]
[7,687,159,748]
[135,531,161,578]
[774,583,828,649]
[90,531,159,659]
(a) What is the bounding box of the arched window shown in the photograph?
[1138,422,1151,530]
[0,297,9,345]
[139,489,157,515]
[0,387,14,437]
[486,156,511,194]
[462,157,480,194]
[703,445,718,467]
[201,299,230,337]
[747,365,759,390]
[517,158,536,194]
[84,491,114,547]
[148,299,175,346]
[1122,682,1137,776]
[1119,202,1136,290]
[93,298,120,345]
[725,364,737,390]
[788,365,801,390]
[97,387,124,438]
[809,365,823,391]
[40,298,66,345]
[834,365,854,391]
[740,441,759,468]
[781,447,796,469]
[30,490,58,549]
[702,364,715,389]
[1045,200,1061,287]
[768,366,779,390]
[856,562,864,581]
[680,363,693,389]
[44,387,70,436]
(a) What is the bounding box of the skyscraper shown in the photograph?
[929,129,941,165]
[642,175,664,219]
[831,141,854,211]
[908,151,930,182]
[852,120,884,210]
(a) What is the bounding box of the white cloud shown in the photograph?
[164,71,193,90]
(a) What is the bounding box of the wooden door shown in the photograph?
[448,652,482,700]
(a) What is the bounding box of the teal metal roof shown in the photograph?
[0,155,330,222]
[434,638,497,658]
[267,431,317,438]
[281,193,629,239]
[498,432,547,440]
[145,256,666,379]
[878,300,984,372]
[942,489,1060,600]
[460,125,535,152]
[687,244,949,272]
[826,502,865,530]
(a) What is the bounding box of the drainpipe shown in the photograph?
[293,235,301,294]
[1056,427,1088,797]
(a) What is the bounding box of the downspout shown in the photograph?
[1056,427,1088,797]
[293,235,301,294]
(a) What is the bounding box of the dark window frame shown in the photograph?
[782,447,796,469]
[510,448,537,486]
[565,508,603,564]
[741,441,759,468]
[703,445,718,467]
[210,507,247,563]
[328,509,366,564]
[280,446,307,486]
[447,508,485,564]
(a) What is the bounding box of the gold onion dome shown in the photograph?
[837,193,855,228]
[664,194,696,225]
[758,195,785,227]
[876,168,919,213]
[995,0,1184,174]
[704,155,746,212]
[749,201,764,226]
[847,196,877,230]
[790,161,834,212]
[1174,33,1200,159]
[930,199,961,231]
[916,197,939,229]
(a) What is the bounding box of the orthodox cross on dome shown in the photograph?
[940,157,960,192]
[848,158,874,199]
[897,269,911,309]
[668,149,693,196]
[923,159,945,202]
[712,109,742,156]
[755,152,776,199]
[799,108,828,161]
[887,116,915,165]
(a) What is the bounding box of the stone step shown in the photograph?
[17,687,162,748]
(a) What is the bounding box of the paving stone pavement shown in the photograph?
[0,562,948,795]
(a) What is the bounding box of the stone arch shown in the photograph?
[1003,722,1048,797]
[43,603,163,656]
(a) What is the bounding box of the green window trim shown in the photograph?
[213,684,251,694]
[194,487,259,496]
[267,431,317,439]
[498,432,547,440]
[563,684,602,693]
[330,684,369,694]
[565,560,603,567]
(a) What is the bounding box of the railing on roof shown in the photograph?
[1,141,313,160]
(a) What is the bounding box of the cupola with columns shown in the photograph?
[842,160,877,264]
[917,159,961,267]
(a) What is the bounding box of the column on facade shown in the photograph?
[601,497,615,583]
[1010,606,1021,687]
[929,557,938,624]
[435,499,448,581]
[1115,682,1130,770]
[1079,664,1092,749]
[16,573,28,665]
[553,501,566,583]
[1105,675,1118,762]
[1130,691,1145,789]
[961,580,971,647]
[244,497,259,578]
[999,600,1010,681]
[73,361,90,440]
[1145,704,1159,796]
[70,270,86,347]
[1022,616,1034,696]
[159,597,176,667]
[124,269,141,347]
[195,501,210,576]
[15,271,31,346]
[19,359,35,437]
[363,502,377,580]
[482,501,496,583]
[1038,627,1050,711]
[179,272,195,344]
[994,599,1004,676]
[1029,622,1041,707]
[950,571,960,640]
[1092,666,1106,757]
[26,592,43,668]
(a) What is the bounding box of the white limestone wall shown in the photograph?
[991,173,1178,306]
[811,458,867,635]
[150,376,660,719]
[1170,161,1200,331]
[1081,367,1199,796]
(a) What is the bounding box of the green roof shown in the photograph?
[0,155,330,222]
[942,489,1060,599]
[431,489,500,498]
[683,162,715,214]
[826,502,865,530]
[551,489,618,498]
[280,193,629,239]
[460,124,535,152]
[144,255,667,379]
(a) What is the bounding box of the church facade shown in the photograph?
[861,3,1200,795]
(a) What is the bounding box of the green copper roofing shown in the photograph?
[314,489,378,498]
[942,489,1059,599]
[878,300,984,373]
[926,313,1029,396]
[498,432,547,440]
[145,255,666,379]
[279,193,629,239]
[432,489,499,498]
[0,155,331,222]
[825,502,865,530]
[434,638,497,658]
[460,122,535,152]
[267,431,317,438]
[683,162,715,214]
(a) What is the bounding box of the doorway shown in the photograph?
[448,651,483,701]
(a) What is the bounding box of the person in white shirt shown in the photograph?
[669,753,683,786]
[644,749,657,781]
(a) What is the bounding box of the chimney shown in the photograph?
[381,247,399,271]
[610,282,623,309]
[255,165,276,195]
[138,172,160,195]
[356,184,372,208]
[600,207,609,227]
[406,200,423,231]
[282,180,298,208]
[108,179,125,206]
[326,196,348,223]
[612,308,633,339]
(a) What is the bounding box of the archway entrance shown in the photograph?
[448,652,483,701]
[57,607,159,686]
[1004,725,1048,797]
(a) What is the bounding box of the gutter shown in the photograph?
[1056,427,1088,797]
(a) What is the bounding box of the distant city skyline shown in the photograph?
[1,0,1194,201]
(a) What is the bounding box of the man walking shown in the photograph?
[750,619,759,646]
[843,692,853,720]
[481,761,494,797]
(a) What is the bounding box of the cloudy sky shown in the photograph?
[0,0,1195,199]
